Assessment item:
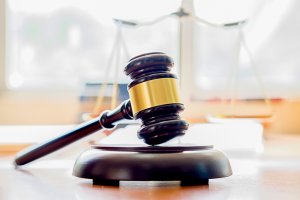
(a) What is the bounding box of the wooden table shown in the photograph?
[1,134,300,200]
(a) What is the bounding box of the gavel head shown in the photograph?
[124,52,189,145]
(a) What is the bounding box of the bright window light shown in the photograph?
[6,0,180,90]
[193,0,300,99]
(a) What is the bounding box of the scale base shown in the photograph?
[72,145,232,186]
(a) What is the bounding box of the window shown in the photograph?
[4,0,300,99]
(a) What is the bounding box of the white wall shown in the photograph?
[0,0,5,91]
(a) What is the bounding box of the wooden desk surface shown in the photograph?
[1,134,300,200]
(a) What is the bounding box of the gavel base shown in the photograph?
[72,145,232,186]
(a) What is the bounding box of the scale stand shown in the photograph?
[73,144,232,186]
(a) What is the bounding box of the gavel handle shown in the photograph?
[14,100,133,166]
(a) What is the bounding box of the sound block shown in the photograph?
[72,144,232,186]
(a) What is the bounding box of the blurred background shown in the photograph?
[1,0,300,136]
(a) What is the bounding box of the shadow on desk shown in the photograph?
[74,182,230,200]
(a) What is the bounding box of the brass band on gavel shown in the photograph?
[129,78,181,115]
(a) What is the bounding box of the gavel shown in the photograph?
[14,52,189,166]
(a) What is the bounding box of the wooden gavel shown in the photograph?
[14,52,189,166]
